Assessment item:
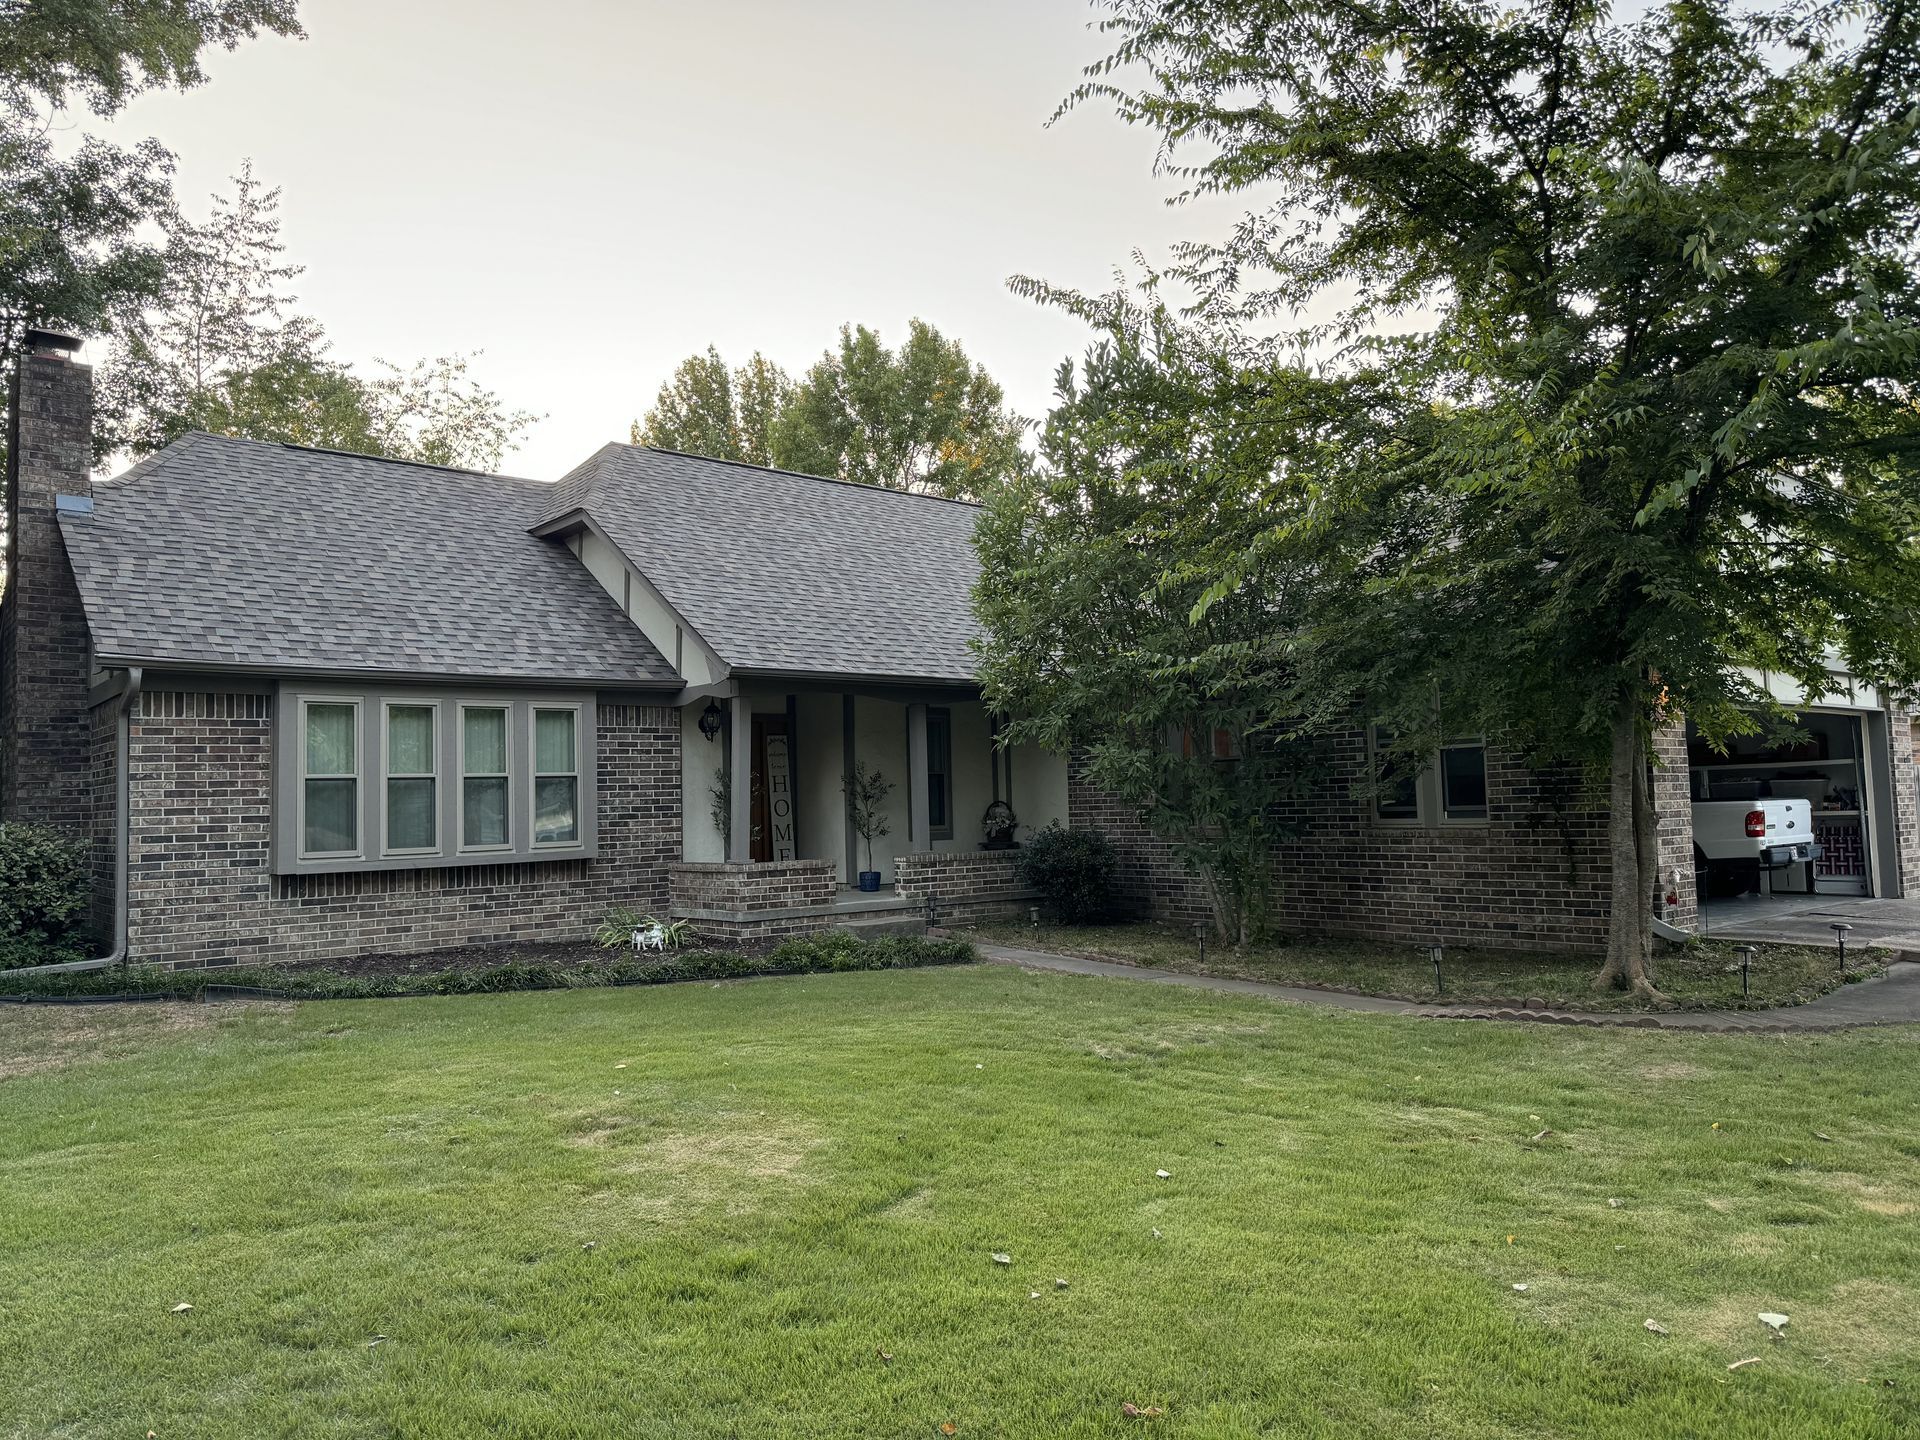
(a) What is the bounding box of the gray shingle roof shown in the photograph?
[61,433,677,687]
[537,446,984,683]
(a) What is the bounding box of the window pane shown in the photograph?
[535,709,575,774]
[306,704,355,776]
[464,708,507,774]
[304,777,356,853]
[464,776,508,846]
[388,777,436,850]
[1442,745,1489,817]
[388,706,434,775]
[534,776,578,844]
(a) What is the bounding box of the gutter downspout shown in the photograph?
[10,667,141,976]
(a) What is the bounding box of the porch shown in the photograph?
[666,685,1062,941]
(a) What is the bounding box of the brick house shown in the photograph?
[5,334,1918,968]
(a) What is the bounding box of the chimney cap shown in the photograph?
[24,329,81,356]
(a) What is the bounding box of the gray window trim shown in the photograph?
[381,699,441,857]
[529,703,584,849]
[298,696,364,860]
[273,683,598,876]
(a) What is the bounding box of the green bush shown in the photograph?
[1015,823,1120,924]
[0,823,92,969]
[0,932,978,1002]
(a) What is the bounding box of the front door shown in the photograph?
[750,715,796,863]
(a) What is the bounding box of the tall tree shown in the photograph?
[633,346,790,467]
[98,166,540,471]
[96,160,324,455]
[1,1,303,588]
[773,319,1028,500]
[1003,0,1920,996]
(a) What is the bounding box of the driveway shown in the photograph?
[1695,893,1920,952]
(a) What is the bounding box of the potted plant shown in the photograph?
[842,762,893,891]
[981,799,1018,850]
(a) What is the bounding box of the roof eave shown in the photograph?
[93,654,684,692]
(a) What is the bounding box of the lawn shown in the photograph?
[2,966,1916,1439]
[963,923,1868,1012]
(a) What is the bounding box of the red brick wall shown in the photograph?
[1065,755,1214,927]
[126,692,680,968]
[894,849,1038,925]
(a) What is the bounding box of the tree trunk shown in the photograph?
[1594,688,1672,1003]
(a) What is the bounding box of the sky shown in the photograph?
[83,0,1256,479]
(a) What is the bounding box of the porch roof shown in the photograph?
[532,445,986,685]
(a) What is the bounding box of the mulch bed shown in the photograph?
[275,938,767,981]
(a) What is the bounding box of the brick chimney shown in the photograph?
[1,330,96,828]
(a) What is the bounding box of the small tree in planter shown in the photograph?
[842,762,894,891]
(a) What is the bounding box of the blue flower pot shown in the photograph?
[858,870,881,892]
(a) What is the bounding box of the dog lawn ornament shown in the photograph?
[635,922,668,953]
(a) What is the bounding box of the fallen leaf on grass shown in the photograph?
[941,1424,958,1435]
[1030,1291,1041,1299]
[1759,1312,1790,1333]
[1531,1128,1553,1141]
[1608,1198,1623,1209]
[168,1303,192,1314]
[876,1347,893,1364]
[1155,1169,1172,1179]
[1055,1278,1069,1290]
[1121,1402,1165,1419]
[581,1241,597,1252]
[1729,1357,1761,1371]
[1512,1284,1529,1293]
[1814,1131,1833,1142]
[367,1335,387,1349]
[1644,1319,1669,1335]
[991,1252,1012,1266]
[614,1062,627,1070]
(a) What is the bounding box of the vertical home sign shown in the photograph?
[764,734,797,861]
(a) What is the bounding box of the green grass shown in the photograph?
[965,923,1869,1012]
[2,965,1917,1439]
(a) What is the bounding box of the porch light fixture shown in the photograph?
[698,700,723,742]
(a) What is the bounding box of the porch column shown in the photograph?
[906,701,931,854]
[728,694,752,863]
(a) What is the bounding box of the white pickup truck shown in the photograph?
[1692,797,1820,895]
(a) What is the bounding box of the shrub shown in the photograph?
[0,933,979,1002]
[1015,824,1120,924]
[0,823,92,968]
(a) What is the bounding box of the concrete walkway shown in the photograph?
[978,943,1920,1033]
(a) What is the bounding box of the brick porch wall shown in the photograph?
[668,858,839,944]
[1652,720,1699,930]
[893,849,1038,926]
[125,692,679,968]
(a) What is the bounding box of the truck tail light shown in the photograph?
[1744,809,1767,838]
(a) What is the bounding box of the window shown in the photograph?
[1440,740,1489,821]
[1180,724,1242,760]
[384,704,437,853]
[533,707,580,846]
[277,687,598,876]
[1370,726,1421,822]
[461,705,510,849]
[302,701,359,857]
[927,708,953,840]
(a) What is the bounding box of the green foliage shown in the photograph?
[1014,824,1119,925]
[772,320,1029,500]
[634,321,1028,500]
[0,3,301,586]
[0,933,976,1001]
[634,346,791,467]
[0,823,92,965]
[974,302,1325,942]
[1011,0,1920,977]
[842,762,893,873]
[96,167,540,470]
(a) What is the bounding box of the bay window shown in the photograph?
[275,686,597,874]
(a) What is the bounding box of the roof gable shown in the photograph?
[541,446,985,683]
[62,434,677,687]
